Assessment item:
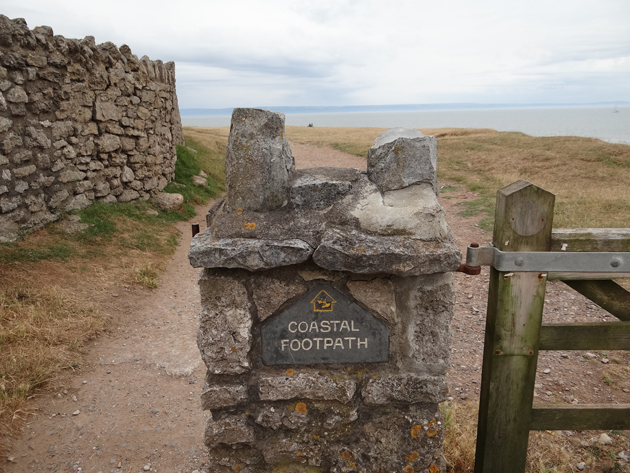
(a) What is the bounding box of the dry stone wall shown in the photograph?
[0,15,184,241]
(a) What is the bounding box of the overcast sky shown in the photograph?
[2,0,629,109]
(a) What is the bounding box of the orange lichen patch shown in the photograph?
[285,368,295,376]
[236,208,243,215]
[410,424,423,438]
[404,465,414,473]
[296,451,303,457]
[429,464,440,473]
[243,221,256,230]
[231,346,237,352]
[405,451,420,462]
[280,132,284,139]
[313,434,320,439]
[234,465,242,471]
[427,418,438,437]
[295,402,308,414]
[340,451,352,460]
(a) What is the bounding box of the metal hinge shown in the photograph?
[465,245,628,273]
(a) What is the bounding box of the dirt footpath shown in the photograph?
[4,143,629,472]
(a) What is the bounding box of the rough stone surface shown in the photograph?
[258,370,356,403]
[397,273,454,375]
[189,233,313,271]
[192,175,207,187]
[224,108,295,212]
[204,415,254,448]
[153,192,183,211]
[313,227,461,275]
[347,278,397,325]
[200,380,248,410]
[367,127,438,193]
[361,373,448,404]
[355,405,445,472]
[190,116,456,471]
[290,174,352,210]
[195,166,460,275]
[250,276,307,321]
[0,15,183,241]
[351,182,450,239]
[197,272,252,375]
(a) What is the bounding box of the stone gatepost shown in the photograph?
[189,109,461,473]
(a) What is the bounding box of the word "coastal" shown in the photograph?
[281,319,368,352]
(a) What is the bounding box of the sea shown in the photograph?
[181,106,630,145]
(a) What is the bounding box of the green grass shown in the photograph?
[0,143,221,265]
[162,143,223,204]
[0,243,76,264]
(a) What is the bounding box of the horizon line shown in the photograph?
[180,101,629,116]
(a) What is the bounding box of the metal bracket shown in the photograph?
[466,245,628,273]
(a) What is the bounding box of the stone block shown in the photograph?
[95,101,122,121]
[204,415,254,448]
[262,438,323,467]
[3,133,23,154]
[26,53,47,67]
[25,127,51,148]
[75,180,94,193]
[258,370,356,403]
[117,189,139,202]
[361,373,447,405]
[0,215,19,242]
[6,86,28,103]
[65,193,91,211]
[14,181,28,194]
[251,277,307,321]
[351,182,450,239]
[153,191,183,211]
[354,405,445,472]
[347,279,397,325]
[96,133,121,153]
[121,166,135,183]
[397,274,454,375]
[224,108,295,212]
[290,174,351,210]
[313,228,461,275]
[201,380,248,410]
[189,233,313,271]
[48,190,69,209]
[198,272,252,375]
[192,175,207,187]
[367,127,438,193]
[0,116,11,133]
[13,165,37,178]
[59,170,86,183]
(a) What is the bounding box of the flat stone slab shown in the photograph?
[361,373,447,405]
[192,167,461,274]
[261,283,389,365]
[313,228,462,275]
[258,369,356,403]
[189,232,313,270]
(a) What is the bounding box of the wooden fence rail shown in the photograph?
[473,180,630,473]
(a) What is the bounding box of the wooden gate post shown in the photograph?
[474,180,555,472]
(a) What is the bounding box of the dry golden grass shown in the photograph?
[0,281,105,436]
[182,126,229,185]
[284,126,630,229]
[442,401,628,472]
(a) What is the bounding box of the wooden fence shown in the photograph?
[472,180,630,473]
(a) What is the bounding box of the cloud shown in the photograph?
[2,0,629,107]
